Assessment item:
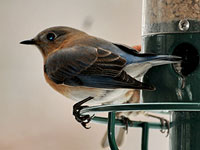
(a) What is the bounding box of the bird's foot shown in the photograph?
[73,96,94,129]
[120,116,134,133]
[159,117,170,137]
[146,114,170,137]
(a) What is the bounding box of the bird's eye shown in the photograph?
[46,32,56,41]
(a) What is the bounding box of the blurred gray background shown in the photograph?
[0,0,169,149]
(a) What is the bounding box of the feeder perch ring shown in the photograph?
[80,103,200,150]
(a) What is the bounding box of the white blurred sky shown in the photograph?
[0,0,169,150]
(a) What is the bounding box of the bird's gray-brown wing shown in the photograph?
[44,45,97,84]
[44,45,154,90]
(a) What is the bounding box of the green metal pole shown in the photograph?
[108,112,119,150]
[170,112,200,150]
[141,123,149,150]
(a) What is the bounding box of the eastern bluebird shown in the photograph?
[20,26,181,129]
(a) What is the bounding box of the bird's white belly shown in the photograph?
[64,86,133,105]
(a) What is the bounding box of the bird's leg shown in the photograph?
[119,115,134,133]
[145,113,170,136]
[73,96,94,129]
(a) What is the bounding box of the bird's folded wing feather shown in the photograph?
[44,45,154,90]
[113,43,157,57]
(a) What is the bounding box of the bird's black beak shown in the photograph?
[20,39,36,45]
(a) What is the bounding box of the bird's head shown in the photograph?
[20,26,86,59]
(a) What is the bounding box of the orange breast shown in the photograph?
[44,73,71,97]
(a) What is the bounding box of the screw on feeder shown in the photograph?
[178,19,190,31]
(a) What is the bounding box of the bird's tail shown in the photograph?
[134,54,182,66]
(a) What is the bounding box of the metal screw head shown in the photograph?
[178,19,190,31]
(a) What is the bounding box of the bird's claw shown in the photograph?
[146,113,170,137]
[120,116,133,133]
[80,114,95,129]
[159,117,170,137]
[73,97,94,129]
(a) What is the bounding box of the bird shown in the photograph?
[20,26,181,129]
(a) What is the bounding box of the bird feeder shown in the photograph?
[79,0,200,150]
[142,0,200,149]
